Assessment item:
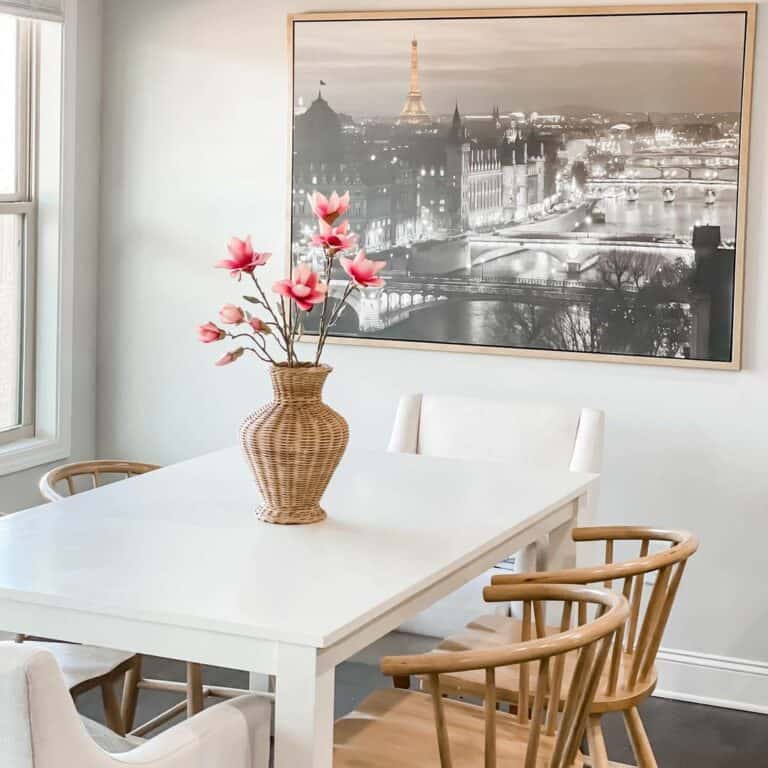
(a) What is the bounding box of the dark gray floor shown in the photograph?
[77,656,768,766]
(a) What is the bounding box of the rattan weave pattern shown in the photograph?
[239,364,349,524]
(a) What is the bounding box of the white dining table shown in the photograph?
[0,447,596,768]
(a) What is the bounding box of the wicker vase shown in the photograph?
[239,363,349,525]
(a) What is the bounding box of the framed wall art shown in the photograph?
[288,5,755,369]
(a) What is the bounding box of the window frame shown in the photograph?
[0,6,73,482]
[0,17,36,447]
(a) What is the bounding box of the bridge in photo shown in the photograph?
[330,274,653,333]
[467,233,695,269]
[587,177,736,189]
[585,177,736,203]
[627,150,738,167]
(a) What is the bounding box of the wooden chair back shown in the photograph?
[39,460,159,502]
[382,584,628,768]
[492,526,698,698]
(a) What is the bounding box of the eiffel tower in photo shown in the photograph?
[398,37,431,125]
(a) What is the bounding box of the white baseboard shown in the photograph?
[655,647,768,714]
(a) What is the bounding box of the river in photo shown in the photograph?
[374,187,735,346]
[586,187,737,241]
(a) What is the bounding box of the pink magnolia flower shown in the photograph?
[340,249,387,288]
[198,321,225,343]
[248,317,271,335]
[272,264,328,311]
[215,348,244,366]
[311,219,357,254]
[219,304,245,325]
[307,190,350,224]
[215,236,271,279]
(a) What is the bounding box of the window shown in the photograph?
[0,13,34,445]
[0,6,66,478]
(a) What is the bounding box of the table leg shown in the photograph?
[518,539,543,574]
[542,496,583,572]
[274,644,335,768]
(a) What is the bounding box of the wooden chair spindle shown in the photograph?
[625,539,650,653]
[545,600,572,736]
[484,667,497,768]
[523,656,549,768]
[519,600,532,724]
[429,673,453,768]
[604,539,614,588]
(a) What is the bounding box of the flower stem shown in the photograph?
[243,346,272,364]
[315,282,355,364]
[227,331,276,364]
[314,247,337,365]
[249,273,290,362]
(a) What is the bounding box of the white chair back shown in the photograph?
[0,643,99,768]
[0,642,271,768]
[388,393,604,473]
[0,643,36,768]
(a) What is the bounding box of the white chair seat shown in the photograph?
[21,641,135,690]
[80,717,144,753]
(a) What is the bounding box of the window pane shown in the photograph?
[0,14,18,195]
[0,214,23,430]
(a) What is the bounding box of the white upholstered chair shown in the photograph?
[0,642,271,768]
[387,393,605,637]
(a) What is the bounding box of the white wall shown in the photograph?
[0,0,102,514]
[97,0,768,708]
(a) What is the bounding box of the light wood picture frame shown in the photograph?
[287,4,755,369]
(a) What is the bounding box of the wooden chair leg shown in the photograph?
[101,681,126,736]
[120,655,142,732]
[186,662,204,717]
[586,714,610,768]
[623,706,659,768]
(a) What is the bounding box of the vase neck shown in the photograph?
[270,365,331,403]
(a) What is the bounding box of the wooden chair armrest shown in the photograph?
[380,585,627,678]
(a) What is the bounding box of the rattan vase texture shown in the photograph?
[239,363,349,524]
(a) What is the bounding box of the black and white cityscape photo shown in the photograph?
[290,9,751,364]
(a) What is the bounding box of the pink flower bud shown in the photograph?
[215,348,244,366]
[219,304,245,324]
[249,317,271,334]
[198,321,225,343]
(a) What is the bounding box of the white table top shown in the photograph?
[0,448,595,648]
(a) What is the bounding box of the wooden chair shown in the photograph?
[334,583,629,767]
[39,460,160,501]
[427,527,698,768]
[387,393,605,638]
[35,460,234,737]
[1,641,271,768]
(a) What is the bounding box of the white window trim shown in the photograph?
[0,1,63,22]
[0,1,73,477]
[0,19,34,447]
